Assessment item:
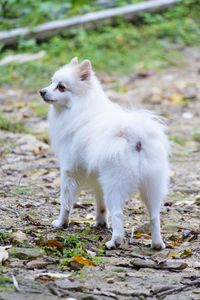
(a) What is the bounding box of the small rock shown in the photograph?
[26,258,55,269]
[9,247,45,260]
[0,95,5,104]
[10,230,28,245]
[68,260,83,271]
[182,112,193,119]
[193,262,200,269]
[80,190,86,196]
[107,277,114,284]
[195,195,200,205]
[9,258,24,268]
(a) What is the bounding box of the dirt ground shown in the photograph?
[0,47,200,300]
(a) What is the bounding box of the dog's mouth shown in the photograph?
[43,98,57,104]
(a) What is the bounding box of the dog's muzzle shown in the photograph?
[40,89,46,98]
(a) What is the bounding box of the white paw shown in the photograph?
[105,236,122,249]
[52,219,66,229]
[151,240,165,250]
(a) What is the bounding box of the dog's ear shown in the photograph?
[70,57,78,65]
[79,59,91,81]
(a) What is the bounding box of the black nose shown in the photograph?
[40,89,46,97]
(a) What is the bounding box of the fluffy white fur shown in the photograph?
[40,57,170,249]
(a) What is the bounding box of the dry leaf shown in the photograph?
[134,232,150,239]
[35,272,71,282]
[72,255,96,267]
[170,249,193,259]
[168,93,185,104]
[151,249,170,264]
[39,240,63,251]
[166,241,182,248]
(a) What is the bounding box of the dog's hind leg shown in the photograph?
[94,184,107,227]
[52,170,78,229]
[99,178,126,248]
[139,166,168,250]
[104,191,125,249]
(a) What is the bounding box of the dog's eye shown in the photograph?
[57,83,66,92]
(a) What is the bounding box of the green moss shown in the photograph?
[0,231,10,243]
[0,112,27,133]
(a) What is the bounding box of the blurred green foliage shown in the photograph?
[0,0,141,30]
[0,0,199,89]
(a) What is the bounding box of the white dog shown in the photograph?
[40,57,170,249]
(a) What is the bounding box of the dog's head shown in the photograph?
[40,57,92,107]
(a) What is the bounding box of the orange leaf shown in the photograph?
[72,255,96,267]
[134,232,150,239]
[166,241,181,248]
[39,240,63,251]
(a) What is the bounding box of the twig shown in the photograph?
[155,280,200,299]
[0,206,20,217]
[11,274,20,292]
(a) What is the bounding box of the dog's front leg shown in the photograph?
[52,170,78,229]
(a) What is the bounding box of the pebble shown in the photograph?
[107,277,114,284]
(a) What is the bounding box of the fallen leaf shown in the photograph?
[166,241,182,248]
[151,249,170,264]
[168,93,185,104]
[72,255,96,267]
[35,272,71,280]
[134,232,150,239]
[39,240,63,251]
[170,249,193,259]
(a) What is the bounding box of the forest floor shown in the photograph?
[0,47,200,300]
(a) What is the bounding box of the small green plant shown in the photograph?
[0,112,27,133]
[61,233,86,258]
[42,246,62,257]
[0,231,10,243]
[11,187,29,196]
[0,275,13,292]
[192,129,200,142]
[169,135,187,145]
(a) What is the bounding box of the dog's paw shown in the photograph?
[105,236,122,249]
[151,240,165,250]
[51,219,68,229]
[94,220,108,228]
